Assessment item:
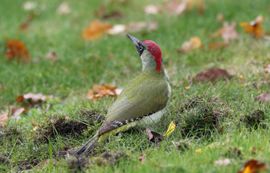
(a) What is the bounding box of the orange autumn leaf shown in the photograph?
[82,20,112,41]
[240,16,264,38]
[5,39,30,61]
[87,84,122,100]
[208,42,228,50]
[238,159,267,173]
[178,36,202,53]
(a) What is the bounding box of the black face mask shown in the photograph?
[136,42,145,56]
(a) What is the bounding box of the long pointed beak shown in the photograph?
[127,34,144,55]
[127,34,141,47]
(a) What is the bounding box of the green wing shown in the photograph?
[105,72,169,122]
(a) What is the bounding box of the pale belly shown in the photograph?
[138,108,166,127]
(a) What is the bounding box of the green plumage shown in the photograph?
[75,35,170,157]
[106,70,169,122]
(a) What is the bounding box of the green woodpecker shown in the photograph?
[75,34,171,157]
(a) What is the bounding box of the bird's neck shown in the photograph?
[141,65,167,79]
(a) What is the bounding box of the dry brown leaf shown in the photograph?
[240,16,265,38]
[87,84,122,100]
[186,0,205,14]
[145,128,163,144]
[144,5,160,15]
[193,68,232,82]
[211,22,238,43]
[256,93,270,103]
[45,51,57,62]
[208,42,228,50]
[16,93,51,107]
[57,2,71,15]
[178,37,202,53]
[238,159,267,173]
[19,13,35,31]
[0,112,8,127]
[5,39,30,62]
[10,107,27,120]
[82,20,112,41]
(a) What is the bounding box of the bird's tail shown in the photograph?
[75,133,99,157]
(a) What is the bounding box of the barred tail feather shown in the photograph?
[75,133,99,157]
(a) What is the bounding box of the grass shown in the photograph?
[1,0,270,172]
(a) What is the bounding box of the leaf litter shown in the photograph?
[5,39,30,62]
[238,159,267,173]
[87,84,122,100]
[240,16,265,38]
[193,68,232,83]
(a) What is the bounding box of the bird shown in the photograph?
[75,34,171,157]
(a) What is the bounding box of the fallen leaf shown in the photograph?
[57,2,71,15]
[256,93,270,103]
[19,13,35,31]
[10,107,27,120]
[240,16,264,38]
[163,0,187,16]
[82,20,112,41]
[5,39,30,62]
[16,93,52,107]
[0,112,8,127]
[186,0,205,14]
[178,37,202,53]
[23,1,37,11]
[214,158,231,166]
[127,21,158,33]
[208,42,228,50]
[145,128,163,144]
[193,68,232,82]
[45,51,57,62]
[211,22,238,43]
[163,121,176,137]
[87,84,121,100]
[107,24,126,35]
[144,5,160,15]
[238,159,267,173]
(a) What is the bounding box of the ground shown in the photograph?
[0,0,270,172]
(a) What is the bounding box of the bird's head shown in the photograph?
[127,34,162,72]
